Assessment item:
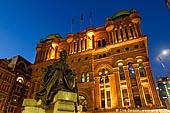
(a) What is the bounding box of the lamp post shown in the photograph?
[158,49,170,76]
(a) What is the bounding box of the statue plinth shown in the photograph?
[22,99,45,113]
[50,91,77,113]
[22,91,78,113]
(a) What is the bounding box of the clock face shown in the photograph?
[67,37,73,43]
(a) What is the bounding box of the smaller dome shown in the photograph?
[45,33,62,40]
[111,10,130,21]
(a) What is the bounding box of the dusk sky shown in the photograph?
[0,0,170,79]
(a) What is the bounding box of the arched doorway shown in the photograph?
[79,95,87,111]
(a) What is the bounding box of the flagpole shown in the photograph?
[71,17,74,33]
[80,13,83,31]
[89,11,92,26]
[71,22,72,33]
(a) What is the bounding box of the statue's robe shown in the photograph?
[36,61,76,109]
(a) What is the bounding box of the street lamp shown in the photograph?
[157,49,170,76]
[162,49,170,56]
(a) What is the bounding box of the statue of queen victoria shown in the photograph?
[35,50,78,109]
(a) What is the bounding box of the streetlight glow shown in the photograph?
[163,50,168,55]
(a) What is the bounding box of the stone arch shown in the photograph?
[114,59,126,67]
[94,62,113,76]
[124,57,135,65]
[135,55,147,63]
[78,90,91,110]
[17,61,27,69]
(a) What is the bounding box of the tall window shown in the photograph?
[128,62,135,79]
[130,26,134,38]
[99,69,111,109]
[125,27,129,40]
[122,89,129,106]
[77,40,79,52]
[120,29,123,41]
[98,39,106,48]
[98,40,101,48]
[81,73,85,82]
[86,72,90,82]
[119,66,125,80]
[143,87,152,104]
[102,39,106,47]
[138,63,146,77]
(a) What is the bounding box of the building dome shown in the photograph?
[111,10,130,21]
[45,33,62,41]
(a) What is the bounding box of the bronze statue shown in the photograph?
[35,50,78,109]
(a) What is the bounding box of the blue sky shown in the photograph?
[0,0,170,78]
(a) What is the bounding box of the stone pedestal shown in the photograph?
[22,99,45,113]
[51,91,77,113]
[22,91,78,113]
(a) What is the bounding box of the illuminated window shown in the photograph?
[86,72,90,82]
[16,77,24,83]
[119,66,125,80]
[128,62,135,79]
[99,68,111,109]
[122,89,129,106]
[81,73,85,82]
[138,63,146,77]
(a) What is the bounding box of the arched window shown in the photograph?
[119,66,125,80]
[79,95,87,111]
[18,62,25,69]
[128,62,135,79]
[27,68,32,73]
[86,72,90,82]
[139,63,146,77]
[103,54,106,58]
[16,77,24,84]
[98,68,111,109]
[81,73,85,82]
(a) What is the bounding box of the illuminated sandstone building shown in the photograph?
[28,9,162,112]
[0,56,32,113]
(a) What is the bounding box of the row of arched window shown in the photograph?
[80,63,146,82]
[119,62,146,80]
[81,72,90,82]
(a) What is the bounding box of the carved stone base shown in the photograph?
[22,99,45,113]
[51,91,77,113]
[22,91,78,113]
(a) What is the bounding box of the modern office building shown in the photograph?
[27,9,162,112]
[0,56,32,113]
[157,76,170,107]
